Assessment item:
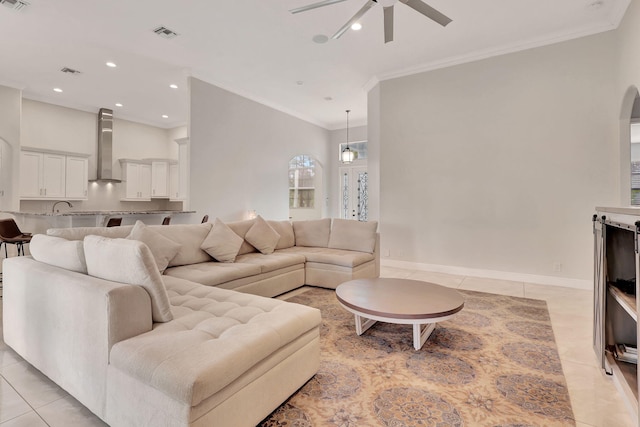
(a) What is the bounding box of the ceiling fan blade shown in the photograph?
[331,0,376,39]
[289,0,348,14]
[383,5,394,43]
[399,0,452,27]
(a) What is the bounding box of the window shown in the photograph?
[289,155,315,208]
[338,141,368,161]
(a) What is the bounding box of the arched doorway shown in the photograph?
[620,86,640,205]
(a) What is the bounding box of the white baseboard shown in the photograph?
[381,259,591,290]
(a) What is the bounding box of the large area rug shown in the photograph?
[260,287,575,427]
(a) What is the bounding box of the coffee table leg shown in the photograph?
[354,314,377,336]
[414,323,436,350]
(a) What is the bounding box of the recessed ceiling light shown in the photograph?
[296,81,304,85]
[115,103,123,107]
[169,84,178,89]
[162,114,169,119]
[106,62,117,68]
[53,88,63,93]
[351,22,362,31]
[324,96,333,101]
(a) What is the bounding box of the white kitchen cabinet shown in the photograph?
[0,139,10,209]
[151,160,169,198]
[20,149,90,200]
[20,150,66,199]
[120,160,151,201]
[65,156,88,200]
[169,163,180,200]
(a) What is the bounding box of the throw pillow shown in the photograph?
[245,215,281,255]
[328,219,378,253]
[200,218,244,262]
[83,235,173,322]
[148,223,212,267]
[293,218,331,247]
[226,219,258,255]
[127,220,182,273]
[29,234,87,274]
[267,220,295,249]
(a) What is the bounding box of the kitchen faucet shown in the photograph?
[52,200,73,213]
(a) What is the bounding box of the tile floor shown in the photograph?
[0,266,635,426]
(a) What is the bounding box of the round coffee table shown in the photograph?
[336,278,465,350]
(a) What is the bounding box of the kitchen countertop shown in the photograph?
[3,210,196,216]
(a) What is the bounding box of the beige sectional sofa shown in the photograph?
[2,216,379,427]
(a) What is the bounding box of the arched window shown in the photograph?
[288,155,315,208]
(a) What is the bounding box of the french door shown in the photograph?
[339,166,368,221]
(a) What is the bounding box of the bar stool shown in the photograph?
[106,217,123,227]
[201,215,209,224]
[0,218,32,293]
[0,218,32,257]
[162,217,171,225]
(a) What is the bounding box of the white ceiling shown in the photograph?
[0,0,630,130]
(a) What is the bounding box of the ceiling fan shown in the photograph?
[289,0,452,43]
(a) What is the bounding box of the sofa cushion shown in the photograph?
[83,235,173,322]
[226,219,257,255]
[244,215,280,255]
[279,247,375,268]
[292,218,331,248]
[163,262,262,287]
[47,225,134,240]
[235,252,306,274]
[110,276,321,407]
[267,220,295,250]
[148,223,212,267]
[29,234,87,274]
[127,221,182,273]
[200,218,244,263]
[328,219,378,254]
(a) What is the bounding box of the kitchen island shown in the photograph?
[1,210,197,235]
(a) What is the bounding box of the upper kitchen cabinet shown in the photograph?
[20,148,89,200]
[65,156,89,199]
[151,160,173,198]
[0,139,11,209]
[120,159,152,201]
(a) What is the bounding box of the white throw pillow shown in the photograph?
[29,234,87,274]
[127,221,182,273]
[328,219,378,253]
[83,235,173,322]
[245,215,280,255]
[148,223,212,267]
[200,218,244,262]
[293,218,332,248]
[267,220,295,249]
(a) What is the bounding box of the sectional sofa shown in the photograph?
[2,216,379,426]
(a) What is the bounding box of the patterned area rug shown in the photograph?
[260,287,575,427]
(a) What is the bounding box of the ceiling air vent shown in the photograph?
[153,26,178,39]
[0,0,29,11]
[60,67,82,75]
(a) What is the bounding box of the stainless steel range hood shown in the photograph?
[91,108,121,183]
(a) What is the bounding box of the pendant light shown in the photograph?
[341,109,355,164]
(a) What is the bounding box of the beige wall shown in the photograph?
[0,85,22,211]
[189,77,330,222]
[616,0,640,206]
[376,31,619,282]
